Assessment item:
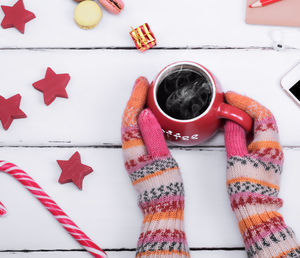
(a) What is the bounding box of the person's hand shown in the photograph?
[121,77,190,257]
[224,92,300,258]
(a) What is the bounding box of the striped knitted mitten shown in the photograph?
[121,77,190,258]
[224,92,300,258]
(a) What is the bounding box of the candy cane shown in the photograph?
[0,161,107,258]
[0,201,7,216]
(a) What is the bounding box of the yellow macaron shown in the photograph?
[74,0,102,29]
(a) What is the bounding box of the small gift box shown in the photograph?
[130,23,156,52]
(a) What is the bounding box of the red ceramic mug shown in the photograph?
[147,61,253,146]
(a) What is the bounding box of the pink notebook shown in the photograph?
[246,0,300,27]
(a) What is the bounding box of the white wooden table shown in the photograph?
[0,0,300,257]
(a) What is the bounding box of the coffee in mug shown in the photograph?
[147,61,252,146]
[156,68,212,120]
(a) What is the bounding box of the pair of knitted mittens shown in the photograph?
[121,77,300,258]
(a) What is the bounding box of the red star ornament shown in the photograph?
[0,94,27,130]
[1,0,36,34]
[33,67,71,106]
[57,152,93,190]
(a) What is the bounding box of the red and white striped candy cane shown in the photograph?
[0,161,107,258]
[0,201,7,216]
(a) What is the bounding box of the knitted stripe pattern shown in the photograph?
[224,92,300,258]
[121,77,190,258]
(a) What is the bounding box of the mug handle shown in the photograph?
[217,103,253,132]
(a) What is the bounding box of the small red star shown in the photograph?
[0,94,27,130]
[33,67,71,106]
[1,0,36,34]
[57,152,93,190]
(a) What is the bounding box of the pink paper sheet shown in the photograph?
[246,0,300,27]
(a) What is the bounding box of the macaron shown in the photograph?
[74,1,102,29]
[97,0,124,14]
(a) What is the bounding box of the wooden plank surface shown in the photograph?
[0,49,299,146]
[0,0,299,49]
[0,250,247,258]
[1,0,300,257]
[0,147,299,252]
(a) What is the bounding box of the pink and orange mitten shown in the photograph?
[224,92,300,258]
[121,77,190,257]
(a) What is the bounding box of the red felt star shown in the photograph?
[33,67,71,106]
[1,0,36,34]
[57,152,93,190]
[0,94,27,130]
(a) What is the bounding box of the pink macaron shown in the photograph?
[97,0,124,14]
